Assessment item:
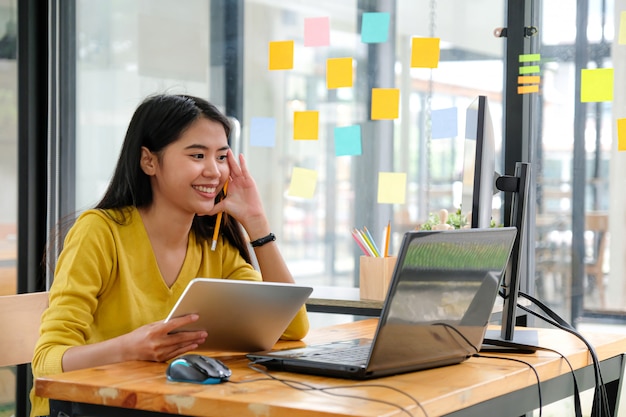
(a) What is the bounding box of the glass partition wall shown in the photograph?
[69,0,506,289]
[56,0,626,323]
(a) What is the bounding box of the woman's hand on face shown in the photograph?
[209,150,268,231]
[123,314,207,363]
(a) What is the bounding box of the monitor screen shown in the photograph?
[462,95,497,228]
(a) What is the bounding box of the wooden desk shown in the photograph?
[36,319,626,417]
[306,286,383,316]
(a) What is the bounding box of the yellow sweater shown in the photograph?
[30,207,309,416]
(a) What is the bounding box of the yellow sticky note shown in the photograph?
[410,37,440,68]
[288,167,318,199]
[618,118,626,152]
[268,40,294,70]
[581,68,614,102]
[377,172,406,204]
[518,85,540,94]
[327,57,353,89]
[371,88,400,120]
[619,11,626,45]
[293,111,319,140]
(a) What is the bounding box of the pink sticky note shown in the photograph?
[304,17,330,47]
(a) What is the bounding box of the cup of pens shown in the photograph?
[359,255,397,301]
[351,225,396,301]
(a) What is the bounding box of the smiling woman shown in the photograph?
[29,94,310,417]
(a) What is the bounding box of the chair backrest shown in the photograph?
[0,291,49,367]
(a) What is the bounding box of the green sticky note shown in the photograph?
[371,88,400,120]
[293,111,319,140]
[268,40,294,70]
[581,68,614,103]
[377,172,407,204]
[519,54,541,63]
[327,57,353,89]
[288,167,318,199]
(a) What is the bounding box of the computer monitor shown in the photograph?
[461,96,536,351]
[462,95,497,228]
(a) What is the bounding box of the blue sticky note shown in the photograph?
[361,12,390,43]
[250,117,276,147]
[334,125,362,156]
[431,107,458,139]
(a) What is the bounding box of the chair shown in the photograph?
[0,291,49,367]
[585,212,609,308]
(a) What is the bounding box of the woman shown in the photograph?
[30,93,309,417]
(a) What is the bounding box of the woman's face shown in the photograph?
[142,116,230,217]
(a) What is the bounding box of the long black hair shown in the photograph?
[96,93,252,263]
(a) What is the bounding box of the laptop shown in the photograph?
[165,278,313,352]
[247,227,517,379]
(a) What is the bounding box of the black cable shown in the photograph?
[244,361,429,417]
[473,353,543,417]
[517,291,611,417]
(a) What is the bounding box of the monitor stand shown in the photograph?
[481,329,538,353]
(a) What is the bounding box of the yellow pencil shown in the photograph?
[384,220,391,257]
[211,181,228,251]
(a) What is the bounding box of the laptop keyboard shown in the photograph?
[308,344,371,365]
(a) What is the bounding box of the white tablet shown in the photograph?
[164,278,312,352]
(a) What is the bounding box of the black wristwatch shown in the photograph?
[250,232,276,247]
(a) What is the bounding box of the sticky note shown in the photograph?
[268,40,294,70]
[371,88,400,120]
[431,107,458,139]
[293,111,319,140]
[288,167,318,199]
[617,12,626,45]
[618,118,626,151]
[327,57,353,89]
[519,66,540,74]
[410,37,441,68]
[304,17,330,47]
[581,68,614,102]
[250,117,276,147]
[377,172,407,204]
[518,85,540,94]
[519,54,541,63]
[361,12,390,43]
[334,125,362,156]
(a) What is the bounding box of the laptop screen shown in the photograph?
[367,227,516,373]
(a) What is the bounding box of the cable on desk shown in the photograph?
[244,361,429,417]
[517,291,611,417]
[472,353,543,417]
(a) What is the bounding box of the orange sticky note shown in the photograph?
[268,40,294,70]
[618,118,626,152]
[581,68,614,102]
[293,111,319,140]
[371,88,400,120]
[377,172,407,204]
[327,57,353,89]
[288,167,318,199]
[410,37,440,68]
[518,85,540,94]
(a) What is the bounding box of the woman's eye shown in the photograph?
[191,153,205,160]
[217,154,228,161]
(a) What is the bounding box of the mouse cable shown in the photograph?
[517,291,611,417]
[244,361,429,417]
[472,353,543,417]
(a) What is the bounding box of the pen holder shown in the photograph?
[359,256,397,301]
